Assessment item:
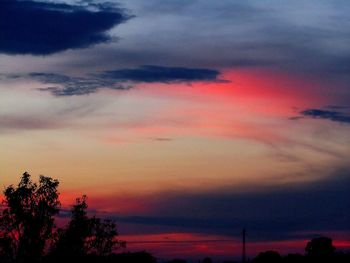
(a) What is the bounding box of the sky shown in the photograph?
[0,0,350,261]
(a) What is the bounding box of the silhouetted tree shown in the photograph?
[305,236,335,259]
[283,253,305,263]
[253,250,282,263]
[0,172,60,262]
[88,217,126,256]
[0,234,13,263]
[333,251,350,263]
[51,195,124,259]
[111,251,157,263]
[165,259,187,263]
[52,195,91,258]
[202,257,213,263]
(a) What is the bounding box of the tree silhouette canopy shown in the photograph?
[51,195,125,259]
[305,236,336,259]
[0,172,124,263]
[252,250,282,263]
[1,172,349,263]
[0,172,60,262]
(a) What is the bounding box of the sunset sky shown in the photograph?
[1,0,350,260]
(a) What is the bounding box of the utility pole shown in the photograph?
[242,228,247,263]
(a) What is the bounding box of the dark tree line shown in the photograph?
[1,173,349,263]
[0,172,128,263]
[168,238,350,263]
[251,236,349,263]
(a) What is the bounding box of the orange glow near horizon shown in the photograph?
[1,1,350,260]
[1,67,349,206]
[1,67,349,260]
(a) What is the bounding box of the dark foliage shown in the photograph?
[252,250,282,263]
[165,259,188,263]
[50,195,125,260]
[251,237,349,263]
[203,257,213,263]
[0,172,60,262]
[305,236,335,258]
[1,172,350,263]
[109,251,157,263]
[0,173,125,263]
[283,253,306,263]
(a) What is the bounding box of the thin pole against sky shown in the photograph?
[242,228,247,263]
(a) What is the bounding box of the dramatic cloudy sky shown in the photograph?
[1,0,350,260]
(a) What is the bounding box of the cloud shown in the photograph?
[100,65,221,83]
[24,65,222,95]
[0,0,131,55]
[1,0,350,88]
[150,137,173,142]
[0,115,62,132]
[31,72,130,96]
[110,169,350,241]
[72,0,350,88]
[298,108,350,124]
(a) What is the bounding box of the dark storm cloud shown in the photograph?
[25,66,221,95]
[0,0,131,55]
[100,65,221,83]
[300,106,350,123]
[112,169,350,241]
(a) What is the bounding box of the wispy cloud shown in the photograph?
[32,72,130,96]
